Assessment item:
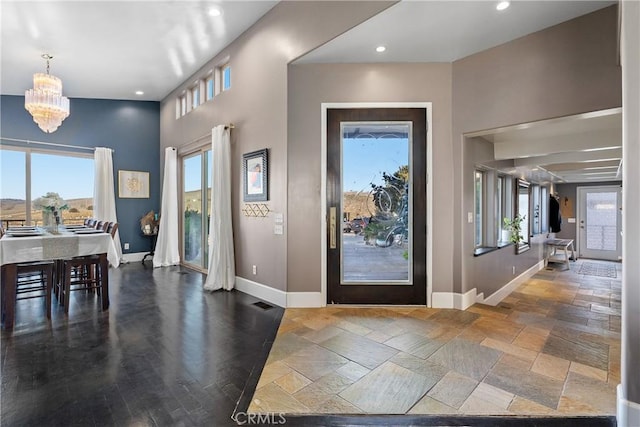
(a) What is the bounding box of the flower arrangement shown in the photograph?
[33,192,69,212]
[33,192,68,227]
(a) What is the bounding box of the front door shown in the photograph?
[577,185,622,261]
[327,108,427,304]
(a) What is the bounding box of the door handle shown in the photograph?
[329,207,337,249]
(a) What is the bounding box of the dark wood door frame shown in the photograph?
[326,107,427,305]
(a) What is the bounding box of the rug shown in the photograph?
[578,262,617,278]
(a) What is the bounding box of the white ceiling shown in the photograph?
[0,1,277,101]
[471,109,622,184]
[0,0,621,184]
[296,0,614,63]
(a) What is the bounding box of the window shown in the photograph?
[474,170,485,248]
[497,175,506,242]
[179,95,187,117]
[0,147,94,226]
[206,76,214,101]
[222,65,231,91]
[541,186,549,233]
[191,85,200,109]
[532,184,541,235]
[0,149,26,226]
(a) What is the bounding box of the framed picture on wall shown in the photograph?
[243,149,268,202]
[118,170,150,198]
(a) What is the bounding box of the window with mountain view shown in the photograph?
[0,148,94,226]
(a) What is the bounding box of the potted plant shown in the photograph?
[503,214,526,244]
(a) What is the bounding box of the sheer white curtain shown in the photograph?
[153,147,180,267]
[204,125,235,291]
[94,147,121,267]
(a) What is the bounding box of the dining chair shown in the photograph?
[105,222,118,238]
[94,220,105,231]
[1,226,55,327]
[58,255,106,314]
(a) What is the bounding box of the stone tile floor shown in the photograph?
[250,259,621,417]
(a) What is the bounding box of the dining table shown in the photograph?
[0,225,120,329]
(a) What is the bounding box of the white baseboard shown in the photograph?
[121,252,147,263]
[235,259,541,311]
[478,260,544,306]
[235,276,287,308]
[618,384,640,427]
[432,288,477,310]
[234,277,325,308]
[287,292,324,308]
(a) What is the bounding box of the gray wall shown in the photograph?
[159,1,394,290]
[159,2,621,301]
[287,63,453,293]
[453,5,621,295]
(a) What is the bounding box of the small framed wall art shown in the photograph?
[118,170,150,198]
[242,149,268,202]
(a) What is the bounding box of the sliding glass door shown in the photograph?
[181,148,212,271]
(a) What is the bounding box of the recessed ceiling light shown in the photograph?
[376,46,386,53]
[135,90,144,95]
[209,7,221,17]
[496,1,510,11]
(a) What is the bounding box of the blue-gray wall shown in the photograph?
[0,95,160,254]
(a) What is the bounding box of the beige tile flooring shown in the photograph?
[249,260,621,416]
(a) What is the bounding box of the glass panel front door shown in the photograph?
[327,108,426,305]
[341,123,411,284]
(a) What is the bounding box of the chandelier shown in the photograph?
[24,54,70,133]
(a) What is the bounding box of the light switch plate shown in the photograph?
[274,213,284,224]
[468,212,473,223]
[274,224,284,235]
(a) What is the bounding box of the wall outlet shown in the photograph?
[512,266,516,275]
[252,265,257,275]
[124,243,130,250]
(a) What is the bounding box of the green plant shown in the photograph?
[503,214,526,244]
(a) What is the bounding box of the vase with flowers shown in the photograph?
[33,192,68,230]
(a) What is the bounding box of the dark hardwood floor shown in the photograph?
[1,262,616,426]
[1,262,283,426]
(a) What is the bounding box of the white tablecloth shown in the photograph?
[0,230,120,268]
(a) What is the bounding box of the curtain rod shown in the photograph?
[184,123,235,147]
[0,136,113,152]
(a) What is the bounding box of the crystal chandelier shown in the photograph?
[24,54,70,133]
